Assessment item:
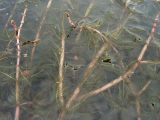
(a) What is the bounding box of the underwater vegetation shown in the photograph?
[0,0,160,120]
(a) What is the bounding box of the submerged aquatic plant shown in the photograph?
[0,0,160,120]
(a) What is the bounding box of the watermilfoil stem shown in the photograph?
[57,14,65,106]
[30,0,53,68]
[13,6,28,120]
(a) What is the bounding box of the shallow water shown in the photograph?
[0,0,160,120]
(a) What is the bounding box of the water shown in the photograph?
[0,0,160,120]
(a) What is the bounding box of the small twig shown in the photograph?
[135,80,151,120]
[57,14,65,106]
[20,101,33,106]
[75,27,83,42]
[12,6,28,120]
[137,80,151,96]
[30,0,53,68]
[65,12,76,28]
[140,60,160,64]
[136,97,141,120]
[4,1,17,29]
[84,1,94,17]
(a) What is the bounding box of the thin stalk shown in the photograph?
[30,0,53,68]
[57,15,65,106]
[135,80,151,120]
[84,1,94,17]
[137,80,151,97]
[14,6,28,120]
[4,1,17,29]
[136,97,141,120]
[140,60,160,64]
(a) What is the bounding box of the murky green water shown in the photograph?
[0,0,160,120]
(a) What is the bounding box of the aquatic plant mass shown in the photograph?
[0,0,160,120]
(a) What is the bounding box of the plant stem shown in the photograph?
[30,0,53,68]
[14,6,27,120]
[57,15,65,106]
